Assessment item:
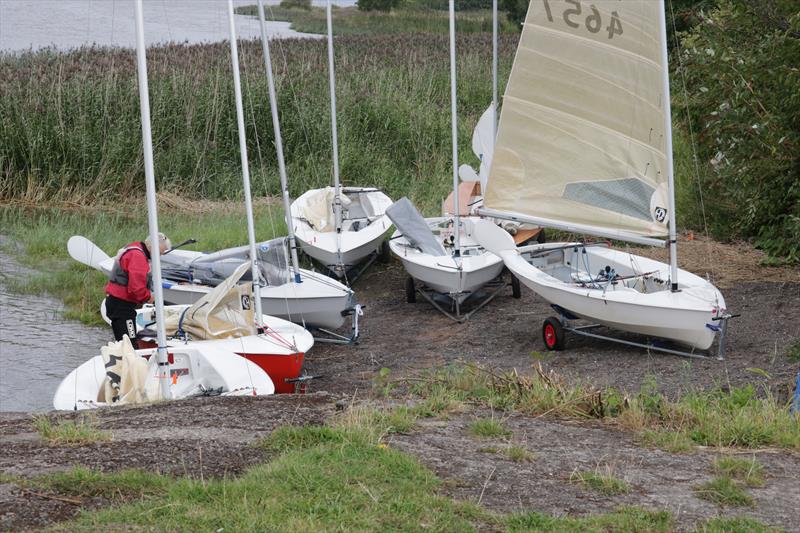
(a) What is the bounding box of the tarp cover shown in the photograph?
[97,336,158,405]
[484,0,670,237]
[386,197,447,256]
[298,187,352,233]
[163,261,257,340]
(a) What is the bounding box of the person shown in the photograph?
[104,232,171,348]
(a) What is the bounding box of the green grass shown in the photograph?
[713,456,765,488]
[691,516,785,533]
[503,444,534,463]
[235,4,519,36]
[468,416,512,439]
[693,476,754,508]
[506,506,673,533]
[569,467,630,496]
[33,415,111,446]
[409,365,800,452]
[787,340,800,363]
[1,204,286,325]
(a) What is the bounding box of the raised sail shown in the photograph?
[484,0,670,238]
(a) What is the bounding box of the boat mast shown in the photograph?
[492,0,498,141]
[657,0,679,291]
[133,0,171,400]
[448,0,461,254]
[226,0,264,317]
[326,0,344,270]
[255,0,302,283]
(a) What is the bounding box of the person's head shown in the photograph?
[144,232,171,255]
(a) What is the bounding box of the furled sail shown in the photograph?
[484,0,670,237]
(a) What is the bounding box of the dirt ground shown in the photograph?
[1,238,799,531]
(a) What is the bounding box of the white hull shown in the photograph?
[474,220,726,350]
[53,341,276,411]
[389,216,504,303]
[291,187,394,277]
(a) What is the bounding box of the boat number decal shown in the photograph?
[241,294,251,310]
[541,0,623,40]
[654,207,667,223]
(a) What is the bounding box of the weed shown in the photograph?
[569,466,630,496]
[692,516,784,533]
[33,415,111,446]
[713,456,764,487]
[503,445,534,463]
[693,476,754,507]
[507,506,673,532]
[787,340,800,363]
[468,416,512,439]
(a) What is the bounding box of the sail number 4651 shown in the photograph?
[542,0,623,39]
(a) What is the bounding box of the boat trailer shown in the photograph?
[542,305,739,360]
[312,303,364,345]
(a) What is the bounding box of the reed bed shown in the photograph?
[0,34,517,214]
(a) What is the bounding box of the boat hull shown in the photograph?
[501,243,726,350]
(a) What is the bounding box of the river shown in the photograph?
[0,0,357,53]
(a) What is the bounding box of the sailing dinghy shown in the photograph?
[473,0,733,356]
[289,2,394,281]
[388,0,507,321]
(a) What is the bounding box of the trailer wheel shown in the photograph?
[379,239,391,263]
[542,317,565,351]
[405,276,416,303]
[510,274,521,299]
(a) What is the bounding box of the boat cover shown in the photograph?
[97,336,158,405]
[386,197,447,256]
[298,187,352,232]
[163,262,256,339]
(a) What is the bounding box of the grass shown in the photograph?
[503,444,534,463]
[692,516,785,533]
[409,364,800,452]
[787,340,800,363]
[693,476,754,507]
[33,415,111,446]
[713,456,764,488]
[506,506,673,532]
[468,416,512,439]
[569,466,630,496]
[235,4,519,36]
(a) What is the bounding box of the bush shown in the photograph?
[279,0,312,10]
[675,0,800,262]
[357,0,403,12]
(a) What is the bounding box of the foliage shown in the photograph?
[507,506,674,533]
[358,0,403,12]
[692,516,785,533]
[468,416,512,438]
[674,0,800,262]
[569,467,631,496]
[33,415,111,446]
[713,455,764,487]
[280,0,311,10]
[693,476,754,507]
[786,339,800,363]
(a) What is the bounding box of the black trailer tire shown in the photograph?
[405,276,416,303]
[511,274,522,299]
[542,316,565,351]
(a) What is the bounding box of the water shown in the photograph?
[0,0,355,53]
[0,243,110,412]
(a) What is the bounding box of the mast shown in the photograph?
[133,0,171,400]
[255,0,302,283]
[492,0,498,141]
[657,0,679,291]
[226,0,264,316]
[448,0,461,254]
[326,0,344,271]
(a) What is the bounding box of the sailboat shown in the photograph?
[472,0,733,356]
[289,0,394,281]
[54,0,277,410]
[387,0,506,322]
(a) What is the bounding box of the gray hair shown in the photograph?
[144,232,171,252]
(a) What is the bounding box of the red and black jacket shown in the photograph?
[105,241,152,305]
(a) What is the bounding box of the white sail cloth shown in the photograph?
[163,262,257,340]
[298,186,352,233]
[484,0,670,237]
[98,336,159,405]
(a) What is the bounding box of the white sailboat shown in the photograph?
[289,0,394,281]
[473,0,733,356]
[54,0,277,411]
[387,0,506,321]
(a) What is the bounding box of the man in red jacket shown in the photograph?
[104,232,171,348]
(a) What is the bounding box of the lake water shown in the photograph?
[0,0,356,53]
[0,242,110,412]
